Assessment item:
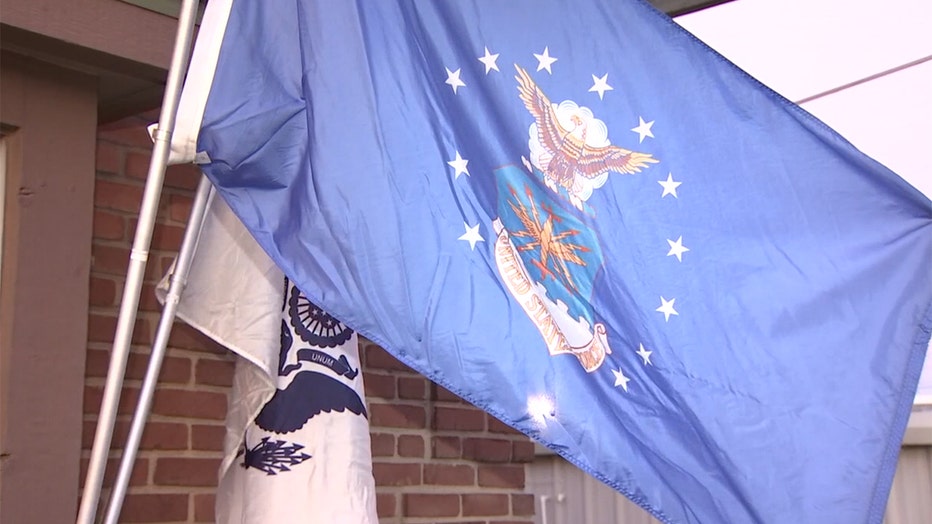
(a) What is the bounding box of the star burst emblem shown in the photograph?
[507,183,591,293]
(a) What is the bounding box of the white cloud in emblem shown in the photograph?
[528,100,611,202]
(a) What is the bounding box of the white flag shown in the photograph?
[159,193,378,523]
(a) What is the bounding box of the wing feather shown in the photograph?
[255,371,367,434]
[515,65,565,157]
[576,144,658,179]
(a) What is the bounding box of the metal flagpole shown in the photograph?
[76,0,203,522]
[103,176,214,524]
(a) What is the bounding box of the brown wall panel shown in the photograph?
[0,52,97,524]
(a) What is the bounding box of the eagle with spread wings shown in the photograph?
[515,65,658,208]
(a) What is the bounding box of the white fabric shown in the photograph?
[165,0,234,164]
[157,194,377,523]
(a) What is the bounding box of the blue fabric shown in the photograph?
[192,1,932,522]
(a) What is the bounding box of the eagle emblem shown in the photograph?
[491,65,659,371]
[515,65,657,209]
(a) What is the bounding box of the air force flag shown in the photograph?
[168,1,932,522]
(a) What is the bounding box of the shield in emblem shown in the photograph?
[493,165,611,371]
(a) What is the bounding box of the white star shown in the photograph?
[447,151,470,179]
[458,223,484,250]
[658,173,681,198]
[445,67,465,94]
[666,236,690,262]
[656,296,678,322]
[478,47,500,74]
[534,47,558,74]
[636,344,653,366]
[631,116,654,143]
[588,73,613,100]
[612,368,631,391]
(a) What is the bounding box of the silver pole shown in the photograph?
[103,177,214,524]
[76,0,202,522]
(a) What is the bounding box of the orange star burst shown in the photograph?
[507,185,590,291]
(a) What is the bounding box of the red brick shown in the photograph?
[195,358,235,387]
[146,254,175,283]
[93,209,125,240]
[192,424,225,451]
[462,494,509,517]
[369,433,395,457]
[86,313,150,345]
[152,389,228,420]
[488,414,521,435]
[194,493,215,523]
[91,244,130,275]
[463,438,512,463]
[169,322,229,355]
[512,494,535,516]
[150,222,185,251]
[370,403,426,429]
[376,493,397,518]
[362,372,395,399]
[120,493,188,523]
[165,162,202,190]
[125,151,199,190]
[424,464,474,486]
[433,406,485,431]
[373,462,421,486]
[83,386,140,416]
[479,464,525,488]
[364,344,414,372]
[154,457,220,487]
[94,179,144,214]
[138,282,162,312]
[96,141,122,174]
[82,420,188,451]
[168,193,193,222]
[431,382,465,402]
[397,434,424,458]
[432,436,461,458]
[403,494,459,518]
[398,376,426,399]
[89,276,118,307]
[84,348,191,384]
[78,457,147,488]
[148,422,191,450]
[124,151,151,180]
[512,439,536,463]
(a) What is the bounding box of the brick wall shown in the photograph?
[362,340,535,523]
[82,115,536,523]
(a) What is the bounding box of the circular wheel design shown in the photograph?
[288,284,353,348]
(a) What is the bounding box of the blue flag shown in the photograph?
[173,1,932,522]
